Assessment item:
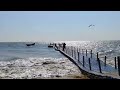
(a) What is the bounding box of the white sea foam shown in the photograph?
[0,57,82,79]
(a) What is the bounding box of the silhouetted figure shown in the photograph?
[62,43,66,51]
[55,43,58,49]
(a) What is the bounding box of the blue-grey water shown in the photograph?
[0,42,79,79]
[62,40,120,57]
[0,40,120,62]
[55,40,120,66]
[0,42,65,61]
[0,41,120,78]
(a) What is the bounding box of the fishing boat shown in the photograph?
[48,43,54,48]
[26,43,35,46]
[48,45,53,48]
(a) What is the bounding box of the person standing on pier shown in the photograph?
[63,43,66,51]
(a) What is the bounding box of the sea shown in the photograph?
[0,42,65,61]
[57,40,120,66]
[0,41,120,62]
[0,40,120,78]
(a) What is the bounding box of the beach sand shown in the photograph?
[0,58,89,79]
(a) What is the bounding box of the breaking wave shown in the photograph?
[0,57,81,79]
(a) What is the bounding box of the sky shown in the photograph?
[0,11,120,42]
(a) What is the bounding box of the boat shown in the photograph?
[48,43,54,48]
[48,45,53,48]
[26,43,35,46]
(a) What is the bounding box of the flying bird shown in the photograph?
[88,24,92,27]
[88,24,95,27]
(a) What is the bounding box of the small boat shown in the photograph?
[26,43,35,46]
[48,43,54,48]
[48,45,53,48]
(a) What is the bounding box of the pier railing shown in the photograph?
[56,45,120,77]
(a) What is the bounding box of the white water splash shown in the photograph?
[0,57,82,79]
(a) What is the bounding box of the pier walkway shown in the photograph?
[53,45,120,79]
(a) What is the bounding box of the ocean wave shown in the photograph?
[104,50,114,54]
[0,57,82,79]
[0,57,67,66]
[98,50,114,55]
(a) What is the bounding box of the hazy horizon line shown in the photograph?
[0,40,120,42]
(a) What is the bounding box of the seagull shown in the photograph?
[88,24,95,27]
[88,24,92,27]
